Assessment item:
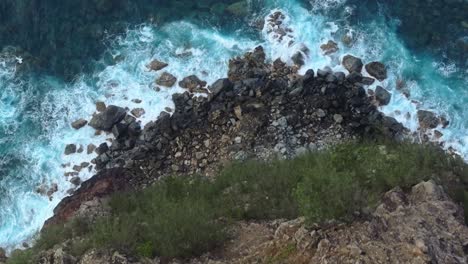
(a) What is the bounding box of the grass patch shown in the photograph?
[7,141,468,263]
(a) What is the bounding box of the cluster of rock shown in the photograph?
[48,46,406,226]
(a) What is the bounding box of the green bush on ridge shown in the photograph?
[7,141,468,263]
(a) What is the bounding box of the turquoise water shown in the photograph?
[0,0,466,252]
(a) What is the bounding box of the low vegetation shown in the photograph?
[8,141,468,263]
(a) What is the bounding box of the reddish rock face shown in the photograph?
[45,168,134,226]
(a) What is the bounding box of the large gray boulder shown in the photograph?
[342,55,363,73]
[375,86,391,105]
[365,62,388,81]
[89,105,126,131]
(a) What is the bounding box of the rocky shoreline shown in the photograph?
[46,45,409,226]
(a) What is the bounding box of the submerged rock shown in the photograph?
[365,61,388,81]
[89,105,127,131]
[342,55,363,73]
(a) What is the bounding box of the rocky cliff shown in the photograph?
[46,45,406,226]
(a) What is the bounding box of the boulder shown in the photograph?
[147,59,168,72]
[71,119,87,130]
[179,75,207,92]
[64,144,77,155]
[89,105,126,131]
[156,72,177,87]
[375,86,391,105]
[342,55,363,73]
[417,110,440,129]
[365,62,387,81]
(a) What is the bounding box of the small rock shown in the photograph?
[147,59,168,72]
[64,144,77,155]
[164,107,173,113]
[333,114,343,123]
[342,55,363,73]
[77,145,84,153]
[71,119,87,129]
[131,99,142,104]
[317,109,326,118]
[234,106,243,119]
[72,165,82,172]
[234,137,242,144]
[156,72,177,87]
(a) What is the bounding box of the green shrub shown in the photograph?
[92,175,226,258]
[216,159,302,220]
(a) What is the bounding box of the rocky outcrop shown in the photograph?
[50,46,406,226]
[45,168,135,226]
